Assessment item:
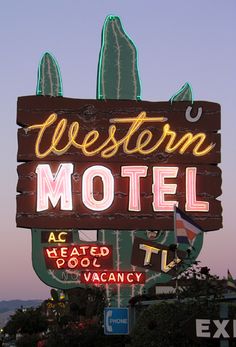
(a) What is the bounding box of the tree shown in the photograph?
[178,262,225,301]
[64,286,107,322]
[4,307,48,336]
[130,265,235,347]
[44,286,114,347]
[131,301,220,347]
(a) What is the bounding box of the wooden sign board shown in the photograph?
[131,237,186,276]
[16,96,222,231]
[17,96,220,164]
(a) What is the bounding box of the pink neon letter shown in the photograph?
[36,163,73,212]
[82,165,114,211]
[185,167,209,211]
[152,167,178,211]
[121,166,148,211]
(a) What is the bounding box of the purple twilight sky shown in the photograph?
[0,0,235,300]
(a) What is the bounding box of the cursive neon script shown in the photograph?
[27,111,215,159]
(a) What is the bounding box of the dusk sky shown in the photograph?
[0,1,235,300]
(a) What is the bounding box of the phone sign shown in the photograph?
[104,308,129,335]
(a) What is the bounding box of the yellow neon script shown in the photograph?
[27,112,215,159]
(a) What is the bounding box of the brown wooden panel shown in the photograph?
[17,96,221,130]
[17,162,222,198]
[16,162,222,231]
[131,237,186,275]
[17,96,221,164]
[17,127,221,164]
[16,203,222,231]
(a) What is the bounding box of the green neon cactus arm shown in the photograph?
[32,52,67,291]
[36,52,63,97]
[170,82,193,103]
[96,15,143,306]
[97,15,141,100]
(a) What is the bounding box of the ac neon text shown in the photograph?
[48,231,68,243]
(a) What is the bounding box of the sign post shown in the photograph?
[220,303,229,347]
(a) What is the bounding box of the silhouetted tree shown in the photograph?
[4,307,48,336]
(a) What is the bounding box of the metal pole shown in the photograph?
[220,303,229,347]
[173,205,179,299]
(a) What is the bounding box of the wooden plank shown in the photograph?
[16,201,222,231]
[17,96,221,164]
[131,237,186,276]
[17,96,221,131]
[17,127,221,164]
[17,162,222,198]
[16,162,222,231]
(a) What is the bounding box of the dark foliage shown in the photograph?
[16,333,39,347]
[131,301,236,347]
[46,323,129,347]
[178,263,225,301]
[4,307,48,335]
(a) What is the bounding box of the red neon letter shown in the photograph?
[82,165,114,211]
[152,167,178,211]
[36,163,73,212]
[121,166,148,211]
[185,167,209,212]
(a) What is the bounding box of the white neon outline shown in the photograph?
[152,167,178,211]
[185,167,209,212]
[68,257,78,269]
[82,165,114,211]
[56,259,65,269]
[121,165,148,211]
[80,258,90,268]
[36,163,73,212]
[46,248,58,258]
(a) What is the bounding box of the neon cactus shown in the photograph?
[30,17,204,308]
[97,15,141,100]
[170,82,193,103]
[36,52,63,97]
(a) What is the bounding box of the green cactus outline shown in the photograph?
[170,82,193,104]
[36,51,63,97]
[29,17,204,307]
[97,15,142,100]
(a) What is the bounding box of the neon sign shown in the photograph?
[27,112,214,159]
[36,163,73,211]
[17,97,222,231]
[41,230,73,243]
[121,166,148,211]
[80,271,146,284]
[35,163,209,213]
[44,245,113,270]
[82,166,114,211]
[131,237,186,275]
